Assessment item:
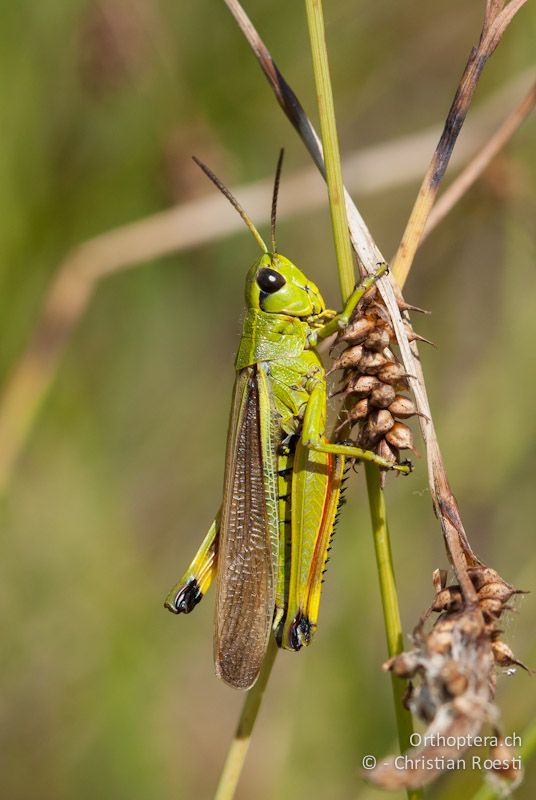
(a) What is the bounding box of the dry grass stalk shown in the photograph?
[387,0,530,609]
[392,0,529,287]
[423,80,536,240]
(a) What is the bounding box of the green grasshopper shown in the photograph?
[165,153,409,690]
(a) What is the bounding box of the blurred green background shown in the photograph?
[1,1,535,798]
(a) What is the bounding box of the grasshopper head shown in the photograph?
[245,253,326,317]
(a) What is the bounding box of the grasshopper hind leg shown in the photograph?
[279,438,346,652]
[165,577,203,615]
[164,513,220,614]
[286,610,313,651]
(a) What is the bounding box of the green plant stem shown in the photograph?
[304,0,354,301]
[364,464,415,750]
[214,636,278,800]
[304,3,420,800]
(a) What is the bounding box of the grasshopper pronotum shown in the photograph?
[165,153,408,690]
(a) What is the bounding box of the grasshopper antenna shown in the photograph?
[271,148,284,253]
[192,156,268,253]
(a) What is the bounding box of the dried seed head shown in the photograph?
[376,438,399,465]
[439,660,469,697]
[467,567,503,591]
[378,362,409,387]
[477,582,517,603]
[347,397,369,422]
[339,316,376,344]
[369,409,395,436]
[406,330,436,347]
[358,422,382,448]
[331,372,373,398]
[388,395,418,419]
[359,350,389,375]
[349,374,381,396]
[397,300,431,314]
[364,328,391,352]
[432,569,448,593]
[384,652,420,678]
[327,344,363,374]
[400,319,434,346]
[457,611,484,638]
[369,383,396,409]
[432,586,463,613]
[426,627,453,655]
[366,562,525,793]
[484,621,500,641]
[492,640,530,672]
[479,598,505,619]
[386,421,414,451]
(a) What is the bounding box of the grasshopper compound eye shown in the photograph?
[257,268,286,294]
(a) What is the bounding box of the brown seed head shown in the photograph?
[369,409,395,436]
[384,652,420,678]
[388,395,417,419]
[364,328,391,352]
[349,374,381,396]
[327,344,363,374]
[426,627,453,655]
[432,569,448,593]
[378,362,409,387]
[347,397,369,422]
[479,598,506,620]
[386,421,414,451]
[439,660,469,697]
[358,423,382,449]
[432,586,463,613]
[339,317,376,344]
[369,384,396,408]
[376,438,399,465]
[492,640,530,671]
[457,611,485,638]
[468,567,504,592]
[477,582,517,603]
[359,350,389,375]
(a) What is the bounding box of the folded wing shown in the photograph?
[215,366,279,689]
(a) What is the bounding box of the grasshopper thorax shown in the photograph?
[245,253,326,318]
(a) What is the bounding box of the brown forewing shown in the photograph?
[214,367,275,689]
